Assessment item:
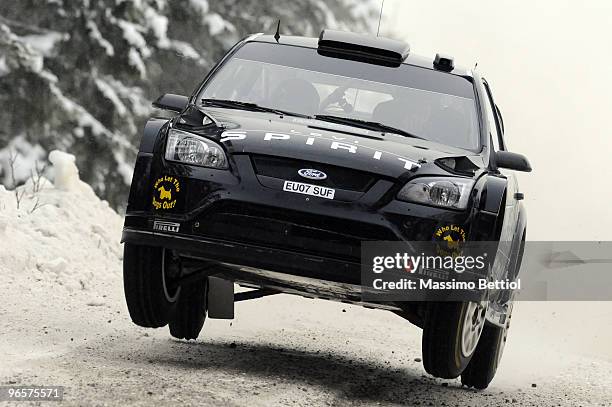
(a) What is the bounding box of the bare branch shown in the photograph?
[7,150,23,209]
[15,189,25,210]
[28,196,49,214]
[30,160,48,194]
[8,150,17,189]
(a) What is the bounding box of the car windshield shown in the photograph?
[199,41,480,151]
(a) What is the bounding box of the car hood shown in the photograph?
[181,107,485,179]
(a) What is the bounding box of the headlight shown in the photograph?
[165,128,228,169]
[397,177,474,209]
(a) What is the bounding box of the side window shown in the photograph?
[481,79,504,151]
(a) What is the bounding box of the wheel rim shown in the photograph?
[461,301,487,357]
[161,249,181,302]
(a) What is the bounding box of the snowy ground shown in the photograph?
[1,152,611,406]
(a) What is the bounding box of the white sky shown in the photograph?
[378,0,612,240]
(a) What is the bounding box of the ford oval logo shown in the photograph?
[298,168,327,180]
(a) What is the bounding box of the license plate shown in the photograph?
[283,180,335,200]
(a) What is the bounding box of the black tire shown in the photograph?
[169,279,208,340]
[461,234,523,389]
[422,301,486,379]
[123,243,181,328]
[460,318,509,389]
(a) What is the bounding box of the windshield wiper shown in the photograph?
[201,98,310,118]
[314,114,423,139]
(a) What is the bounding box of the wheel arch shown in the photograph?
[480,175,507,216]
[140,118,169,154]
[126,119,169,212]
[470,175,508,241]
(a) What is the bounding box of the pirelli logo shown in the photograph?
[153,221,180,233]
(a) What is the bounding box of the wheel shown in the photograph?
[123,244,181,328]
[461,230,527,390]
[461,233,523,389]
[422,301,487,379]
[461,303,513,389]
[169,278,208,340]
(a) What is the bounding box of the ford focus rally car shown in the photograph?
[122,30,531,389]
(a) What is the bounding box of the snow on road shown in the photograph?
[0,152,610,406]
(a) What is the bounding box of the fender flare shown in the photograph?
[139,118,169,153]
[126,119,168,212]
[508,202,527,278]
[515,203,527,240]
[480,175,507,215]
[470,175,507,241]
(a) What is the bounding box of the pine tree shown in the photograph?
[0,0,375,209]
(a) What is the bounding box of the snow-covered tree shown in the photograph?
[0,0,375,209]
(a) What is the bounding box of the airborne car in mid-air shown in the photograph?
[122,30,531,389]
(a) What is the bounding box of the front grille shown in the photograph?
[195,202,398,261]
[251,154,377,192]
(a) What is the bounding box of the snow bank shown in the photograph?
[48,150,80,191]
[0,150,123,293]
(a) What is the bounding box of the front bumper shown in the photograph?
[124,152,489,292]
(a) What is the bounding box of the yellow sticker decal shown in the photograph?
[152,176,180,210]
[433,224,466,257]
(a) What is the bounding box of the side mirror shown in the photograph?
[152,93,189,112]
[495,151,532,172]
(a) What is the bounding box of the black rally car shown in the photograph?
[122,30,531,389]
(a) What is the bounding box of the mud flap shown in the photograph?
[207,276,234,319]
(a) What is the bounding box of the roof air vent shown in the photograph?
[433,53,455,72]
[318,29,410,67]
